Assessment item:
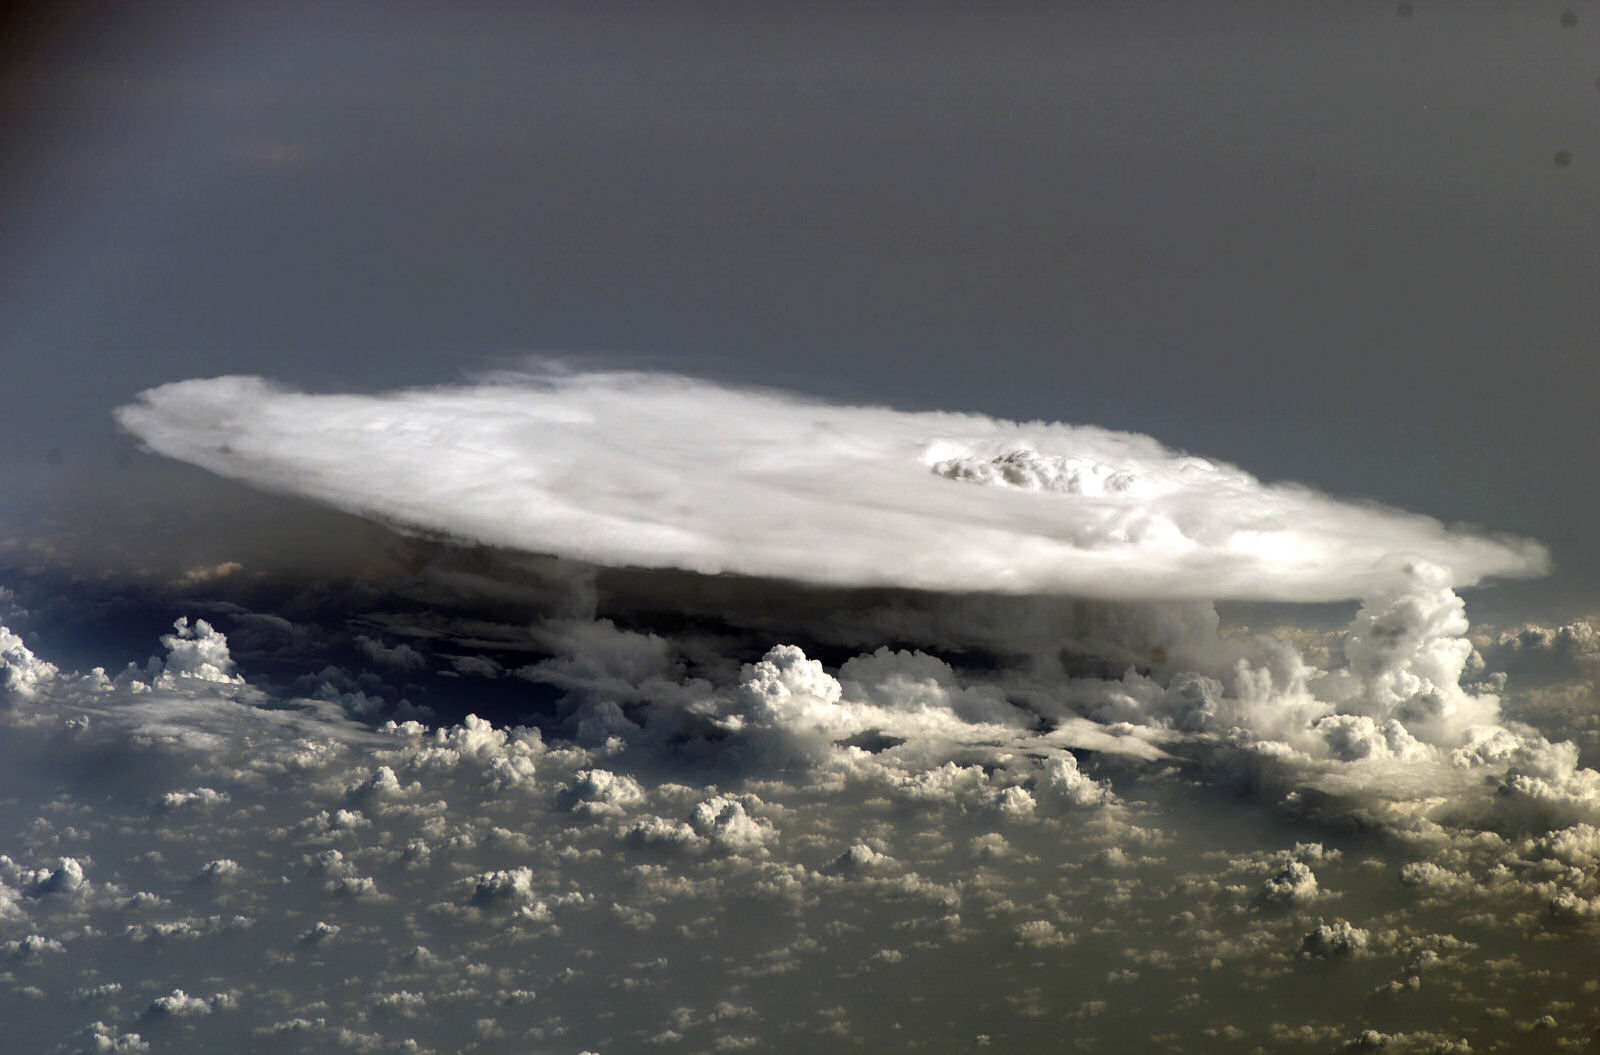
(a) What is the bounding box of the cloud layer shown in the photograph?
[114,370,1547,602]
[43,367,1586,1051]
[3,593,1599,1053]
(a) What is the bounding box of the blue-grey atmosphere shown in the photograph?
[2,4,1598,1053]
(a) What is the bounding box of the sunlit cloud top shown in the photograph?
[114,370,1548,602]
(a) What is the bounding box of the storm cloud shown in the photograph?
[114,369,1547,603]
[6,1,1598,1049]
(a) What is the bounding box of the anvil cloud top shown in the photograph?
[116,368,1547,602]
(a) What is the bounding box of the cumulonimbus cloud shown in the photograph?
[113,369,1547,603]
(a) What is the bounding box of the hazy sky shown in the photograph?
[6,8,1600,1053]
[3,0,1597,612]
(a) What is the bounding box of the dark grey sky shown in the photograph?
[3,1,1597,613]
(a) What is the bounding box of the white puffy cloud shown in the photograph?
[992,785,1037,819]
[713,643,1057,772]
[689,795,773,855]
[837,648,1022,727]
[726,645,856,764]
[1547,890,1600,921]
[622,815,702,851]
[80,1021,148,1053]
[145,989,217,1018]
[114,370,1546,602]
[464,867,543,907]
[154,618,241,685]
[345,765,411,804]
[0,625,57,702]
[1258,860,1320,906]
[158,787,230,812]
[1034,755,1113,809]
[1397,861,1471,896]
[1013,919,1069,948]
[387,715,542,790]
[25,857,87,897]
[1300,920,1370,958]
[555,769,647,817]
[1313,715,1430,764]
[821,843,894,876]
[1478,620,1600,674]
[6,933,66,959]
[1529,823,1600,869]
[194,859,243,883]
[297,921,340,946]
[1323,563,1500,741]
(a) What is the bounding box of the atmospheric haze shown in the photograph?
[3,1,1599,1052]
